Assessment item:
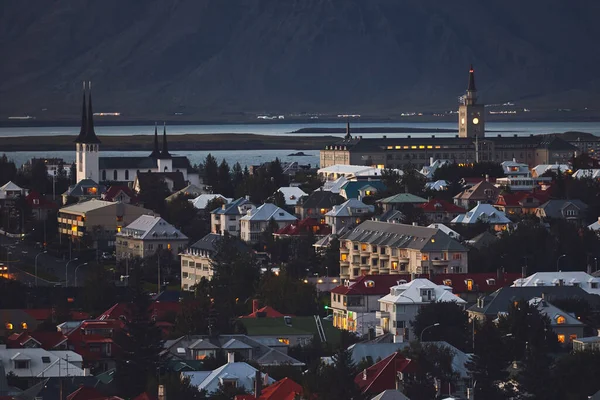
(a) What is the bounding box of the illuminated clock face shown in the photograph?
[461,118,465,125]
[473,117,479,125]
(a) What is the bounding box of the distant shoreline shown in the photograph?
[0,133,336,152]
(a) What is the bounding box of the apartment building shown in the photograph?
[325,199,374,234]
[115,215,188,260]
[338,221,468,280]
[210,197,255,236]
[58,199,154,249]
[240,203,296,243]
[376,278,466,341]
[180,233,231,289]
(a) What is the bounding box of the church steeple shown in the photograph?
[159,122,171,159]
[344,121,351,140]
[75,81,101,144]
[74,81,88,143]
[149,122,161,158]
[465,65,477,105]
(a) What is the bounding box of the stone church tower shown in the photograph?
[75,82,101,183]
[458,66,485,138]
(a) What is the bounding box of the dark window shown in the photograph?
[113,170,118,180]
[102,170,106,181]
[125,170,129,180]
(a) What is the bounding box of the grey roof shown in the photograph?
[59,199,115,214]
[189,233,222,252]
[468,286,599,316]
[371,390,411,400]
[529,297,583,327]
[63,179,106,197]
[222,339,253,350]
[325,199,374,217]
[299,189,345,209]
[378,193,428,204]
[118,215,188,241]
[537,199,588,219]
[378,210,406,223]
[466,231,498,249]
[256,349,305,367]
[99,156,193,171]
[189,339,219,350]
[339,220,467,252]
[240,203,296,222]
[212,197,253,215]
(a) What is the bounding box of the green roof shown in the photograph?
[378,193,428,204]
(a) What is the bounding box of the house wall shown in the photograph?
[115,237,188,260]
[377,301,421,341]
[240,219,294,243]
[180,253,213,290]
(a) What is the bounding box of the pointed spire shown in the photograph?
[468,64,476,92]
[160,122,171,159]
[74,82,88,143]
[345,120,351,140]
[149,122,161,158]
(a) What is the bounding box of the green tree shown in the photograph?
[0,154,17,186]
[217,159,234,197]
[203,154,219,190]
[400,163,426,196]
[551,351,600,400]
[268,158,287,188]
[272,190,287,209]
[82,264,117,315]
[29,159,49,194]
[255,272,319,316]
[318,349,364,400]
[138,175,170,214]
[411,301,470,350]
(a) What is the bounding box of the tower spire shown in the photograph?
[160,122,171,159]
[345,120,351,140]
[468,64,476,92]
[149,122,160,158]
[74,82,88,143]
[77,81,101,144]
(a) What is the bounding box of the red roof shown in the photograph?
[234,378,303,400]
[495,191,551,207]
[331,275,411,296]
[103,185,138,203]
[132,394,157,400]
[98,303,131,321]
[67,386,107,400]
[418,199,465,213]
[274,218,331,236]
[355,352,416,394]
[21,309,89,321]
[25,191,58,210]
[241,306,287,319]
[7,331,67,349]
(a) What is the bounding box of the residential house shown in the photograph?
[512,272,600,296]
[451,203,512,231]
[115,215,188,260]
[58,199,154,250]
[377,193,427,213]
[378,209,406,224]
[426,223,462,241]
[339,180,387,200]
[354,352,416,396]
[572,169,600,180]
[467,286,600,321]
[424,180,450,191]
[294,189,345,220]
[376,279,466,341]
[190,194,232,211]
[0,181,27,204]
[182,356,275,395]
[330,275,408,335]
[241,301,286,319]
[531,164,571,178]
[133,171,186,194]
[535,199,588,225]
[494,191,549,216]
[529,297,585,345]
[240,203,296,243]
[496,160,535,191]
[276,187,307,207]
[432,271,522,303]
[322,175,349,193]
[370,390,411,400]
[165,184,210,202]
[338,221,469,280]
[211,197,255,236]
[573,336,600,352]
[25,190,58,221]
[453,180,500,209]
[180,233,248,288]
[589,217,600,232]
[162,334,304,367]
[419,159,451,180]
[325,199,375,234]
[240,317,322,348]
[417,199,465,223]
[66,319,124,372]
[501,160,531,177]
[102,185,139,204]
[0,344,85,379]
[273,218,331,238]
[7,331,68,350]
[61,179,105,205]
[234,377,304,400]
[466,231,499,250]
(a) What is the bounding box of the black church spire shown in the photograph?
[74,81,88,143]
[75,81,101,144]
[159,122,172,159]
[345,121,351,140]
[149,122,161,158]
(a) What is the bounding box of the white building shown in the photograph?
[451,202,511,231]
[190,194,232,210]
[0,344,85,378]
[115,215,188,260]
[0,181,27,201]
[589,217,600,232]
[325,198,374,234]
[376,279,466,341]
[425,180,449,191]
[211,197,255,236]
[531,164,571,178]
[180,233,222,289]
[573,169,600,180]
[513,272,600,296]
[181,354,275,395]
[501,160,530,177]
[276,186,307,207]
[240,203,296,243]
[419,159,451,180]
[427,223,462,241]
[318,165,401,181]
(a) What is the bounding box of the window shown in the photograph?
[557,334,565,343]
[592,282,599,289]
[556,315,566,324]
[125,170,129,180]
[42,356,51,363]
[422,254,429,261]
[569,334,577,343]
[113,170,118,180]
[5,323,13,330]
[278,338,290,345]
[182,272,189,279]
[341,254,347,262]
[361,244,367,251]
[14,360,29,369]
[21,322,28,330]
[396,320,406,329]
[453,253,462,260]
[466,279,474,291]
[391,261,398,270]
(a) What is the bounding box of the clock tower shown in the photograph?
[458,65,485,138]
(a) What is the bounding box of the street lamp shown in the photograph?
[34,250,47,287]
[420,322,440,342]
[74,262,88,287]
[65,258,78,286]
[556,254,567,272]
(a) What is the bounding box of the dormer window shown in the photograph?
[365,280,375,288]
[556,315,566,324]
[14,360,30,369]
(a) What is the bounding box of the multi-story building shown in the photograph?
[376,278,466,341]
[240,203,296,243]
[453,180,500,209]
[325,199,374,234]
[294,189,345,220]
[210,197,255,236]
[512,272,600,295]
[58,199,154,249]
[417,199,466,223]
[115,215,188,260]
[338,221,468,280]
[451,203,512,231]
[529,297,584,346]
[320,68,578,170]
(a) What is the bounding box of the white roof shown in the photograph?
[451,203,511,224]
[379,278,466,305]
[325,199,374,217]
[371,390,411,400]
[419,160,451,179]
[424,180,449,191]
[573,169,600,179]
[322,176,348,193]
[532,164,571,177]
[118,215,188,241]
[427,223,461,240]
[513,272,600,295]
[0,346,84,378]
[59,199,115,214]
[182,362,275,394]
[0,181,24,191]
[277,187,307,206]
[501,160,530,174]
[318,165,381,175]
[240,203,296,222]
[190,194,232,210]
[589,217,600,231]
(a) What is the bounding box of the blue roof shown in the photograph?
[340,180,387,199]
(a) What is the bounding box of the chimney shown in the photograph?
[410,272,416,281]
[252,299,259,314]
[588,263,593,275]
[254,369,262,397]
[485,174,490,182]
[541,292,546,300]
[429,269,434,280]
[521,266,527,281]
[158,384,166,400]
[396,371,405,392]
[430,157,434,166]
[227,352,235,363]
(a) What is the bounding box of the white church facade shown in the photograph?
[74,83,200,188]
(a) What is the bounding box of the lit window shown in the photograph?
[391,261,398,270]
[556,315,566,324]
[453,253,462,260]
[71,226,78,232]
[341,254,347,261]
[419,145,425,149]
[466,279,473,291]
[569,334,577,342]
[21,322,28,330]
[421,254,429,261]
[117,226,122,233]
[278,338,290,345]
[557,334,565,343]
[443,279,452,286]
[361,244,367,251]
[5,323,13,330]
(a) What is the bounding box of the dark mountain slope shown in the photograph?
[1,0,599,119]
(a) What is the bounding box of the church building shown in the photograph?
[75,83,200,187]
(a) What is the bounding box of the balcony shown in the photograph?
[340,260,350,267]
[379,253,389,260]
[376,311,390,319]
[380,267,390,274]
[360,264,370,271]
[360,248,370,256]
[340,273,350,280]
[431,259,448,266]
[398,257,409,263]
[340,247,349,255]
